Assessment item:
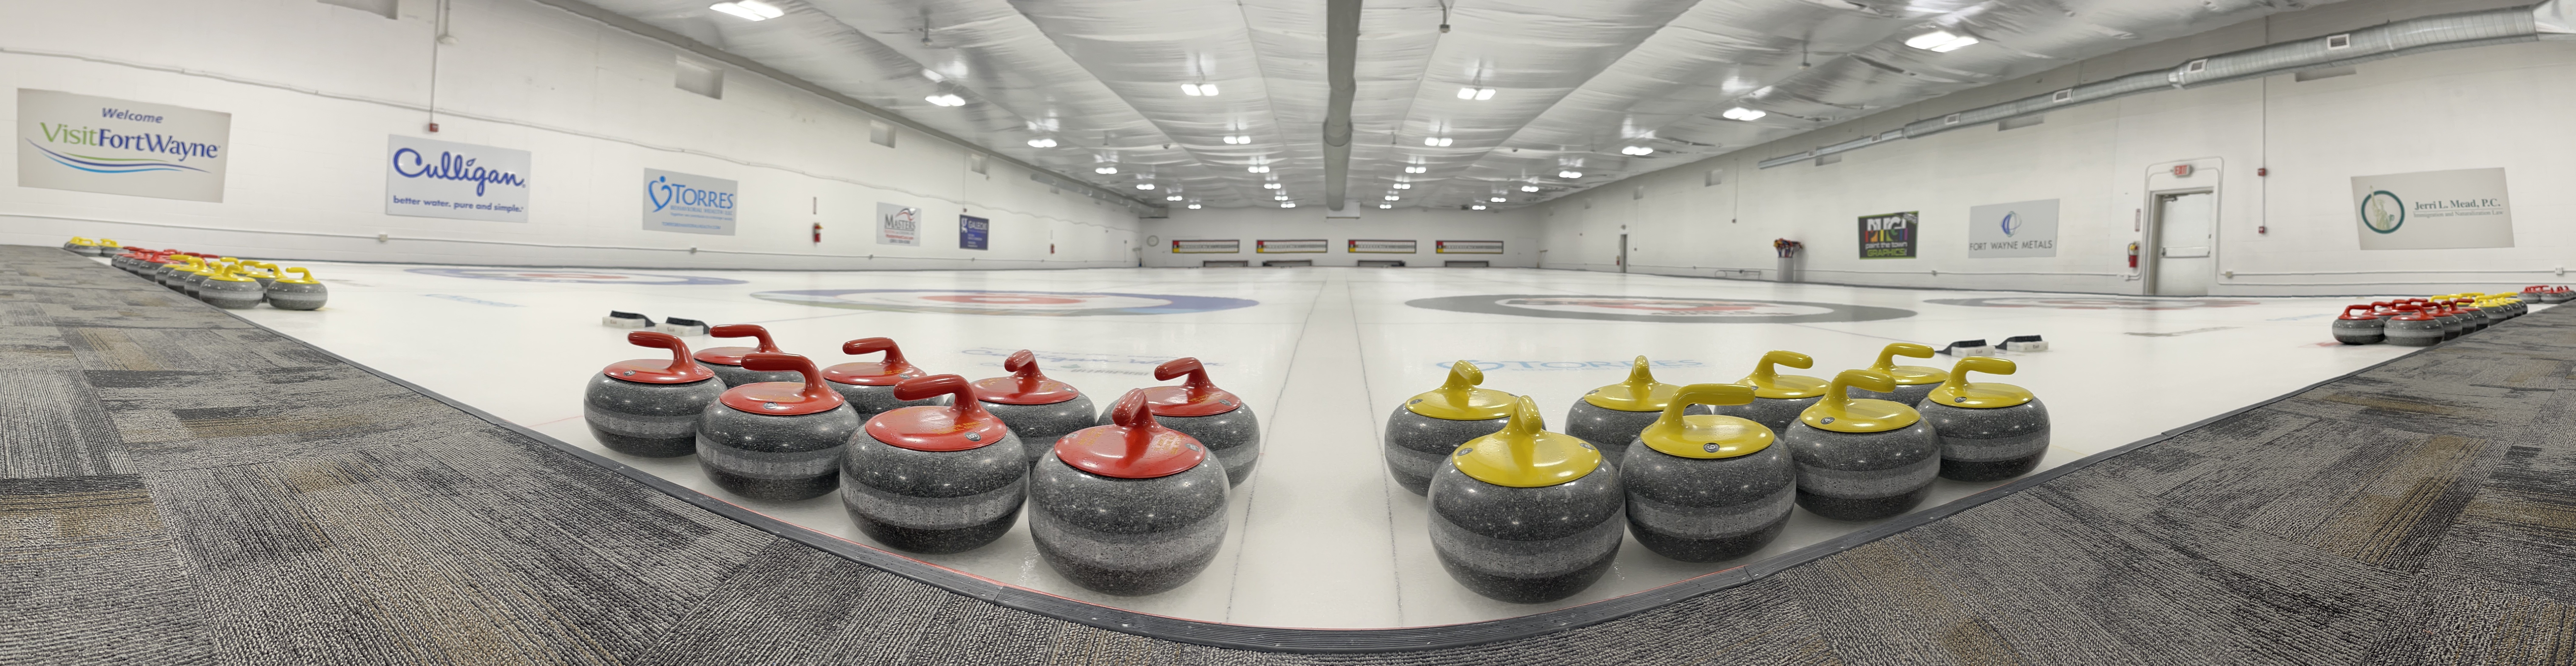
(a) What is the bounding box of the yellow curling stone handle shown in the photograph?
[1584,356,1680,411]
[1452,396,1601,488]
[1868,342,1947,386]
[1406,361,1515,420]
[1740,350,1828,398]
[1802,369,1922,433]
[1926,357,2034,409]
[1640,383,1774,459]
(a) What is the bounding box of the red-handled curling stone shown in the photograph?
[693,352,860,501]
[840,374,1028,554]
[2331,305,2384,345]
[584,331,726,457]
[972,350,1095,466]
[2382,304,2442,347]
[692,324,803,387]
[1117,357,1260,485]
[823,337,946,419]
[1028,389,1228,595]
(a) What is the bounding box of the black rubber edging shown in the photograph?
[145,251,2491,654]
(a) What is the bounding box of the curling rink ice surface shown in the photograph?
[191,259,2460,629]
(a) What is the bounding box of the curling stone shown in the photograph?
[694,353,861,501]
[198,263,267,310]
[1428,396,1623,604]
[2383,304,2442,347]
[240,261,281,289]
[1847,343,1946,406]
[841,374,1028,554]
[152,255,191,288]
[1618,383,1793,563]
[1124,357,1261,485]
[1028,389,1229,595]
[2331,305,2384,345]
[63,237,98,255]
[1705,350,1829,433]
[1564,356,1679,463]
[691,325,803,387]
[1383,362,1514,496]
[583,331,727,457]
[972,350,1097,465]
[1781,369,1940,521]
[1919,357,2050,482]
[822,337,947,419]
[264,266,329,311]
[2428,299,2464,340]
[2552,287,2572,305]
[181,259,224,298]
[2456,298,2491,332]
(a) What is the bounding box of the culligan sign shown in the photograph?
[385,135,530,222]
[641,168,737,235]
[17,89,233,202]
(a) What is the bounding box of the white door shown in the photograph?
[2151,192,2215,296]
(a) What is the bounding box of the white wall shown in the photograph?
[1539,0,2576,296]
[0,0,1144,270]
[1142,206,1542,268]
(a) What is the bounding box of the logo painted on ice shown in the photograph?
[1925,296,2260,310]
[648,175,734,213]
[392,147,527,196]
[1406,295,1915,323]
[2359,190,2404,234]
[406,268,746,285]
[752,289,1258,316]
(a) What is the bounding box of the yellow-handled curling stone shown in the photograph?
[1848,343,1946,406]
[1029,389,1229,595]
[198,262,267,310]
[1781,369,1941,521]
[1564,356,1681,462]
[1706,350,1828,432]
[265,266,328,310]
[841,374,1028,554]
[1617,383,1793,562]
[1919,357,2050,482]
[1428,396,1623,603]
[1383,362,1515,496]
[584,331,726,457]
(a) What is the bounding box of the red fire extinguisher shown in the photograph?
[2127,242,2140,269]
[812,222,823,244]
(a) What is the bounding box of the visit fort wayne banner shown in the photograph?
[18,89,232,202]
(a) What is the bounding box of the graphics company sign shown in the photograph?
[18,89,232,202]
[641,169,736,235]
[1966,199,2058,258]
[1858,211,1918,259]
[386,136,529,222]
[2352,168,2513,250]
[877,203,920,246]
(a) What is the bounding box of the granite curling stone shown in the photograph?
[1029,389,1229,595]
[1618,383,1793,563]
[2382,304,2443,347]
[841,374,1028,554]
[1781,369,1941,521]
[1705,350,1829,433]
[63,237,98,255]
[1121,357,1261,485]
[974,350,1097,466]
[264,266,329,311]
[181,258,227,299]
[1564,356,1681,463]
[1429,396,1623,604]
[1918,357,2051,483]
[2331,305,2384,345]
[693,324,804,387]
[584,331,727,457]
[694,352,861,501]
[1384,362,1515,496]
[1847,343,1946,406]
[823,337,947,419]
[197,262,268,310]
[153,255,194,289]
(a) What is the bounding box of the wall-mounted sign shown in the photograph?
[386,135,529,222]
[1257,239,1327,253]
[2352,168,2513,250]
[18,89,232,202]
[1858,211,1918,259]
[876,203,920,246]
[1171,239,1239,254]
[640,168,736,235]
[959,214,989,250]
[1350,239,1418,254]
[1437,240,1504,254]
[1966,199,2057,258]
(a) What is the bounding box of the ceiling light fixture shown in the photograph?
[1263,182,1281,189]
[1223,135,1250,144]
[1455,87,1496,100]
[921,69,944,82]
[1247,165,1270,173]
[1281,202,1296,208]
[1274,195,1289,200]
[1180,83,1220,96]
[1137,183,1156,190]
[1378,203,1392,209]
[1904,30,1980,53]
[1392,183,1411,189]
[1384,195,1400,201]
[1166,195,1184,201]
[1490,197,1506,202]
[1471,205,1487,210]
[1187,203,1203,209]
[924,93,965,107]
[1423,137,1454,147]
[1720,107,1766,121]
[1520,185,1538,192]
[708,0,782,21]
[1094,166,1118,174]
[1620,146,1655,156]
[1026,138,1057,148]
[1557,170,1583,179]
[1404,166,1427,174]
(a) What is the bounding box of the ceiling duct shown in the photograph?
[1761,1,2565,169]
[1322,0,1360,211]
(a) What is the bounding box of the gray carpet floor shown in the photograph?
[4,243,2571,665]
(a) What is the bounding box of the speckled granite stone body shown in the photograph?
[1846,383,1941,406]
[1383,408,1509,496]
[1563,401,1657,462]
[983,396,1098,466]
[1920,399,2051,482]
[2332,318,2385,345]
[1616,442,1794,562]
[827,382,950,420]
[1107,409,1261,485]
[704,363,803,388]
[583,373,727,457]
[2385,318,2443,346]
[1427,462,1624,604]
[199,280,265,310]
[1026,454,1229,595]
[265,281,327,310]
[1781,421,1940,521]
[1705,396,1820,433]
[180,272,212,299]
[840,430,1028,554]
[694,402,861,501]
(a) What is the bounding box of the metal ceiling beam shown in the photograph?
[1322,0,1360,211]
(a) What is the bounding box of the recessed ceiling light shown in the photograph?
[1187,203,1202,209]
[1720,107,1766,121]
[1620,146,1655,156]
[1263,182,1281,189]
[1181,83,1220,96]
[921,69,944,82]
[1223,135,1250,144]
[1166,195,1184,201]
[1137,183,1156,190]
[1404,166,1427,174]
[708,0,782,21]
[1026,138,1057,148]
[924,93,965,107]
[1095,166,1118,174]
[1455,87,1496,100]
[1905,30,1980,53]
[1280,202,1296,208]
[1274,195,1289,200]
[1392,183,1411,189]
[1247,165,1270,173]
[1384,195,1400,200]
[1557,170,1582,179]
[1520,185,1538,192]
[1489,197,1506,202]
[1422,137,1453,147]
[1471,205,1487,210]
[1378,204,1392,209]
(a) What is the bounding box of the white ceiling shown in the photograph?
[583,0,2337,211]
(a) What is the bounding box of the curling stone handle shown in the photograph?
[741,352,833,404]
[1929,357,2016,398]
[1657,383,1756,421]
[2344,305,2376,319]
[1819,369,1897,413]
[1107,389,1157,460]
[1155,357,1222,399]
[842,337,912,373]
[894,374,990,420]
[1748,350,1813,385]
[1621,356,1655,387]
[1870,343,1935,372]
[709,324,783,353]
[285,267,315,283]
[1003,349,1049,393]
[1499,396,1545,468]
[626,331,697,374]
